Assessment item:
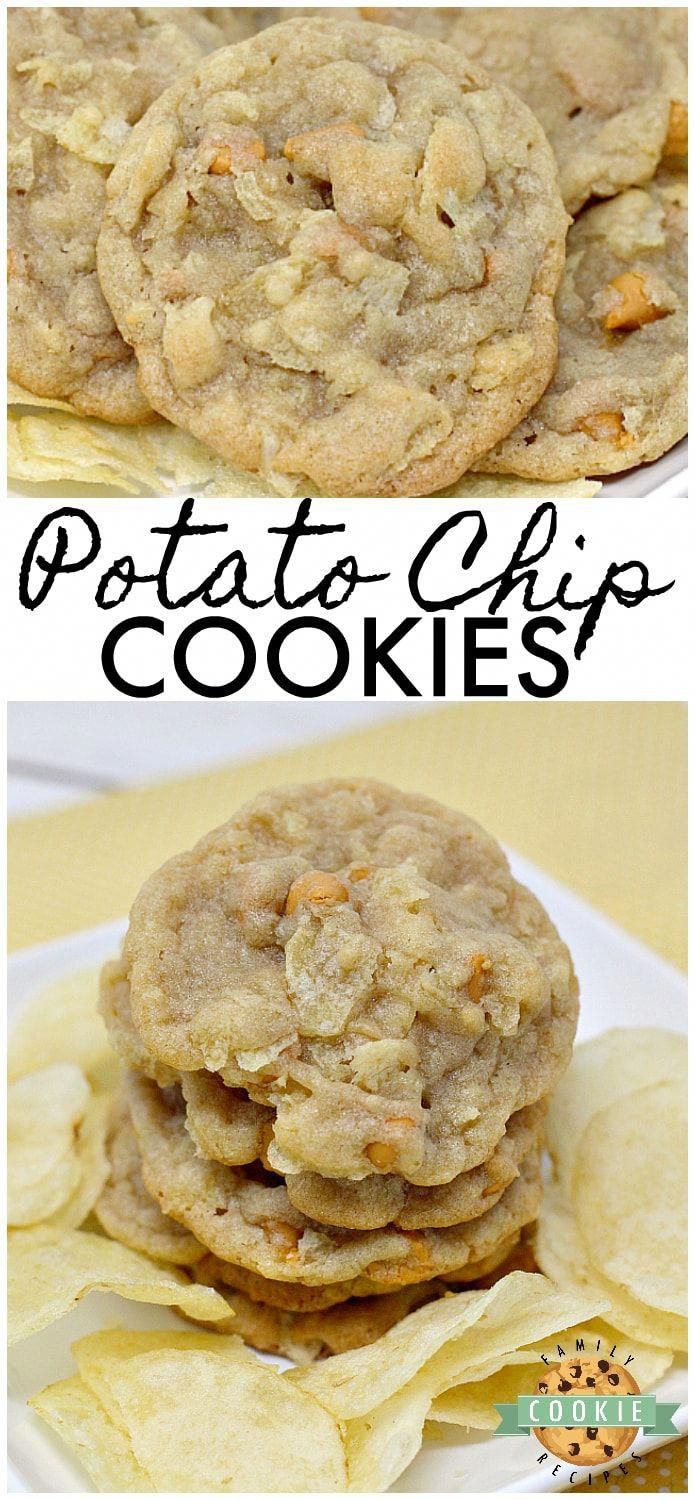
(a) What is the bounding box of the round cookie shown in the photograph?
[95,1095,206,1267]
[126,1071,543,1288]
[121,779,578,1187]
[533,1356,639,1465]
[97,16,568,496]
[8,6,255,421]
[187,1277,444,1362]
[284,1100,546,1229]
[361,8,686,213]
[99,956,177,1088]
[479,172,687,480]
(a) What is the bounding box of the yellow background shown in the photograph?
[7,702,687,1489]
[8,702,686,967]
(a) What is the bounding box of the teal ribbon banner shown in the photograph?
[495,1395,680,1437]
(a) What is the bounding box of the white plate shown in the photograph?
[7,852,687,1493]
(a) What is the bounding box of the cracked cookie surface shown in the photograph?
[479,172,687,479]
[8,6,255,420]
[97,16,567,495]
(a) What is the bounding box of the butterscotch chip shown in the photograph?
[480,172,687,480]
[663,99,688,157]
[603,271,667,332]
[578,411,632,447]
[97,16,567,495]
[285,871,350,914]
[7,6,256,421]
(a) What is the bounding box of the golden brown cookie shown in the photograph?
[119,779,578,1187]
[479,173,687,480]
[8,7,256,421]
[126,1071,543,1288]
[97,17,568,494]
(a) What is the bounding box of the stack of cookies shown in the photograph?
[96,780,579,1361]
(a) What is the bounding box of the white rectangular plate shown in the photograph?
[8,852,687,1493]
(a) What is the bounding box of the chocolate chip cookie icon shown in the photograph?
[533,1357,640,1465]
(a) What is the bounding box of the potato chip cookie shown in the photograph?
[97,16,567,495]
[188,1277,444,1362]
[95,1096,206,1267]
[121,779,578,1186]
[127,1071,543,1287]
[479,173,687,479]
[283,1101,546,1230]
[8,7,255,421]
[364,8,687,213]
[533,1356,639,1465]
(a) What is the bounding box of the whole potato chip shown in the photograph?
[77,1347,347,1491]
[30,1375,152,1492]
[293,1271,599,1419]
[9,969,119,1093]
[8,1064,90,1225]
[8,1226,230,1343]
[535,1180,687,1351]
[574,1078,686,1318]
[546,1028,686,1191]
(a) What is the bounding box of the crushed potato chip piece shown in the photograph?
[9,968,118,1093]
[574,1077,686,1318]
[8,1226,230,1343]
[8,1064,90,1225]
[30,1376,152,1492]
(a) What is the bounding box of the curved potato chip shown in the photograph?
[8,400,598,500]
[574,1078,686,1318]
[8,379,80,414]
[8,1226,230,1343]
[430,1318,672,1428]
[8,1064,90,1225]
[72,1325,253,1388]
[546,1028,686,1190]
[9,969,119,1093]
[30,1376,152,1492]
[293,1271,601,1490]
[77,1347,347,1491]
[45,1093,111,1232]
[535,1181,687,1351]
